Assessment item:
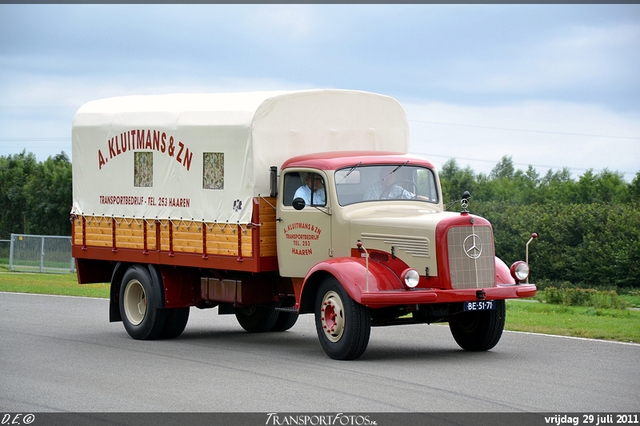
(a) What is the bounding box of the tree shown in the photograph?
[539,167,575,204]
[485,156,517,203]
[513,166,541,204]
[576,168,628,204]
[489,155,515,180]
[0,151,38,238]
[24,152,73,236]
[593,169,628,204]
[630,172,640,202]
[0,151,72,238]
[440,158,476,203]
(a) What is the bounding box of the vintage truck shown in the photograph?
[71,89,536,360]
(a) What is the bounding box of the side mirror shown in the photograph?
[270,166,278,198]
[292,197,306,211]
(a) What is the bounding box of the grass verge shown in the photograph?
[505,300,640,343]
[0,268,109,298]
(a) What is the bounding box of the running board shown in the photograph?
[274,306,298,313]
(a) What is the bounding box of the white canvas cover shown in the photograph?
[71,89,410,224]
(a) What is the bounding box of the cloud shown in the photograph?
[0,3,638,178]
[403,100,640,180]
[247,5,316,40]
[522,22,640,90]
[422,20,640,110]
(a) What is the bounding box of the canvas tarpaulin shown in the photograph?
[71,89,410,224]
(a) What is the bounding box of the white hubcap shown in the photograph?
[123,279,146,325]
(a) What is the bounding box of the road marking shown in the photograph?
[505,329,640,347]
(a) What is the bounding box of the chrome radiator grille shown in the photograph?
[447,225,495,289]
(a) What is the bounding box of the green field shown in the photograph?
[0,268,638,343]
[0,268,109,298]
[505,300,640,343]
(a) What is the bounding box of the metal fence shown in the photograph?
[9,234,75,273]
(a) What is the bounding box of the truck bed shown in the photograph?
[72,197,278,279]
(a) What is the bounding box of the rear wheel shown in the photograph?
[315,277,370,360]
[235,306,279,333]
[449,300,505,351]
[270,311,299,332]
[119,265,166,340]
[159,307,190,339]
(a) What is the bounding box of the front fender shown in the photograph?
[301,257,404,308]
[495,256,516,285]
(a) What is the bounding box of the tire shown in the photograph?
[315,277,371,360]
[270,311,299,332]
[119,265,167,340]
[159,307,190,339]
[235,306,279,333]
[449,300,505,351]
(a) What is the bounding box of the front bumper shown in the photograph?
[359,284,537,306]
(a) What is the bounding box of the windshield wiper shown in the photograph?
[382,160,409,182]
[336,161,362,185]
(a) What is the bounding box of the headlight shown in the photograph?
[402,268,420,288]
[510,261,530,283]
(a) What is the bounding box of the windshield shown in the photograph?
[335,164,439,206]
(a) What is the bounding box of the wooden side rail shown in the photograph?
[72,197,277,259]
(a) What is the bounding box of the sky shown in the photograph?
[1,4,639,181]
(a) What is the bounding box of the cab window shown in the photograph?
[283,172,326,207]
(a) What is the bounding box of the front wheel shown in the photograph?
[314,277,371,360]
[449,300,505,351]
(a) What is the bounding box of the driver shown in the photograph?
[364,167,416,200]
[294,173,326,206]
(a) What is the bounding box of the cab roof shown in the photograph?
[281,151,437,171]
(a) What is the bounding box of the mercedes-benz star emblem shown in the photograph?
[463,234,483,259]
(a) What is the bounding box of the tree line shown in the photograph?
[0,150,72,238]
[1,151,638,288]
[440,155,640,205]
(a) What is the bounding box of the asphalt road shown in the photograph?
[1,292,639,413]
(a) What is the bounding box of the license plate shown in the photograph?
[464,300,496,311]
